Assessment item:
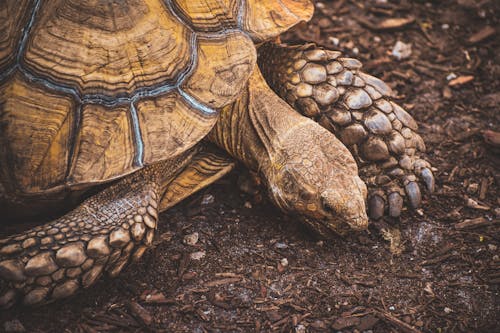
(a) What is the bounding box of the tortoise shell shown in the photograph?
[0,0,313,197]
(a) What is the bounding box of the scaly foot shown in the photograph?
[258,43,435,219]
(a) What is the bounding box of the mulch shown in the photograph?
[1,0,498,332]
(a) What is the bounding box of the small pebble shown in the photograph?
[446,72,457,81]
[280,258,289,267]
[183,232,199,246]
[392,41,412,60]
[295,324,306,333]
[201,194,215,205]
[494,207,500,218]
[190,251,206,260]
[275,242,288,249]
[329,36,340,46]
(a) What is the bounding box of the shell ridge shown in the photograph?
[236,0,246,29]
[17,0,42,64]
[64,103,82,181]
[0,0,42,83]
[129,102,145,167]
[162,0,218,116]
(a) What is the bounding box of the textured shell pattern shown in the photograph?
[0,0,313,195]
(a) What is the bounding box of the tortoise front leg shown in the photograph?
[258,43,435,219]
[0,154,192,308]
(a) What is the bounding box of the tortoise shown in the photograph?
[0,0,435,307]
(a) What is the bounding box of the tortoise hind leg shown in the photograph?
[158,147,236,211]
[258,43,435,220]
[0,153,193,308]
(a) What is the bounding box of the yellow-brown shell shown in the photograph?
[0,0,313,196]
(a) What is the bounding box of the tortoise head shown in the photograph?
[263,120,368,236]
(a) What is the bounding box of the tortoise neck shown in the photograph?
[207,68,312,174]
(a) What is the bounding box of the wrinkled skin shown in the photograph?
[209,68,368,237]
[262,121,368,236]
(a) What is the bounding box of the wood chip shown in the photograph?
[141,291,176,305]
[483,130,500,147]
[455,217,496,230]
[127,301,152,326]
[204,277,242,287]
[467,26,496,44]
[375,310,423,333]
[377,17,416,30]
[356,16,415,31]
[448,75,474,86]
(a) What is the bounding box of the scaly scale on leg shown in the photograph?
[258,42,435,219]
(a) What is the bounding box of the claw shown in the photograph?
[421,168,435,193]
[405,181,421,209]
[388,192,403,217]
[368,195,385,220]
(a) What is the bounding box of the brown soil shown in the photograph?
[1,1,499,332]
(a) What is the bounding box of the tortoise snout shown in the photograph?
[320,187,368,232]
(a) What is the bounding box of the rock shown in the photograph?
[183,232,199,246]
[190,251,206,260]
[201,194,215,205]
[274,242,288,249]
[392,41,412,60]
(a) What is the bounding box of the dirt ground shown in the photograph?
[1,0,499,332]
